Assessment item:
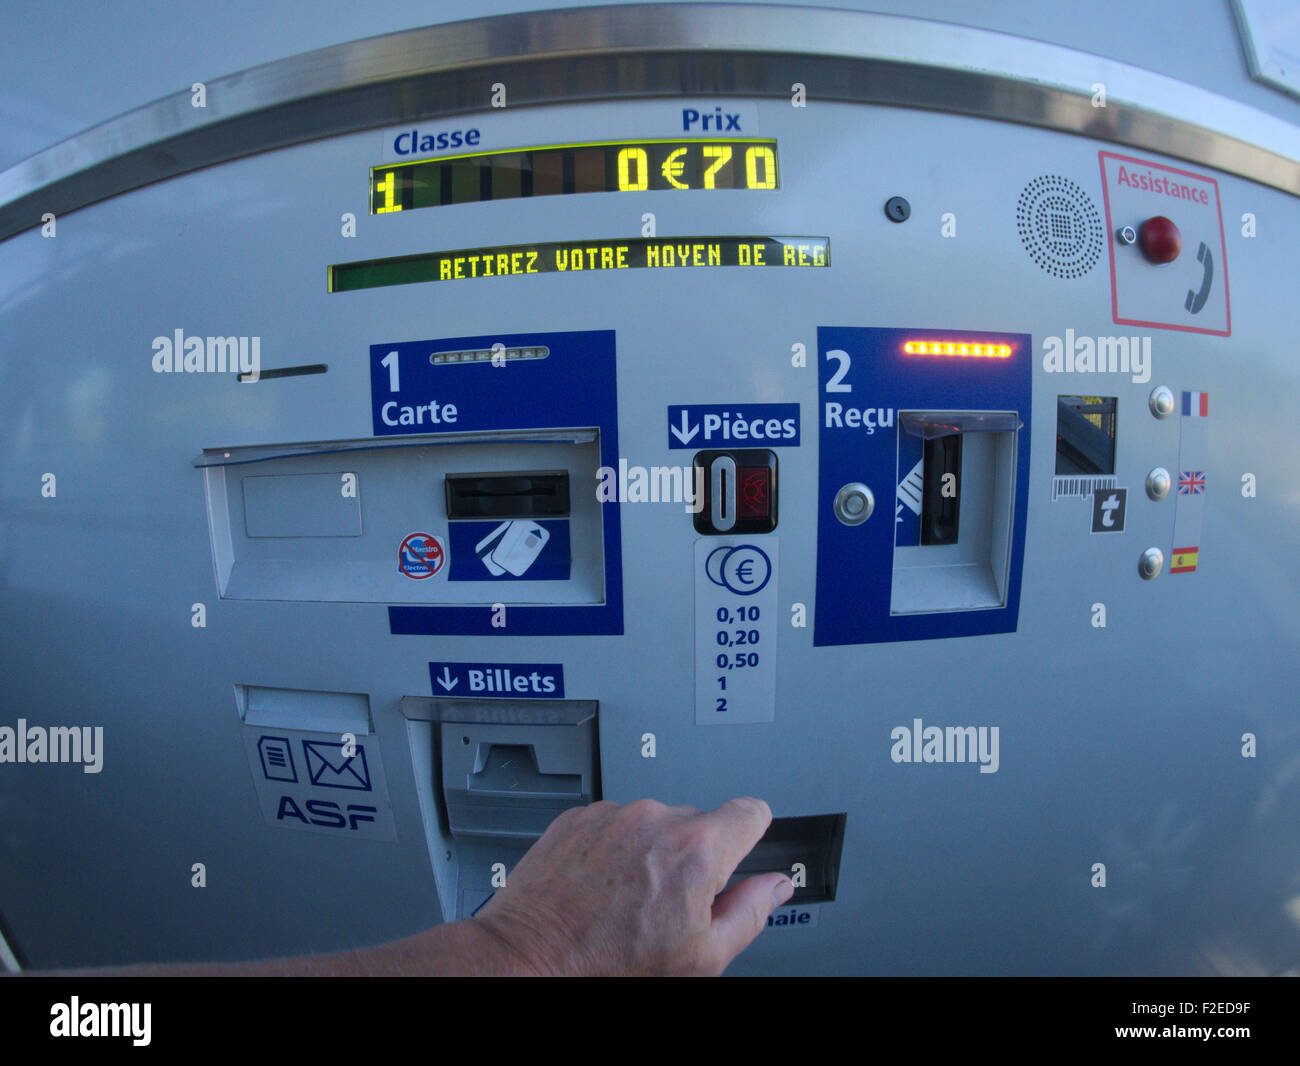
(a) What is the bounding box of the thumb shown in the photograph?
[709,874,793,966]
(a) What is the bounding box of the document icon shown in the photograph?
[303,740,372,791]
[258,735,297,782]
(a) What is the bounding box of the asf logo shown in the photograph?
[276,796,377,830]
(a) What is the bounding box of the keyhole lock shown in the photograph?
[884,196,911,223]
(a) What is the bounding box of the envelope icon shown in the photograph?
[303,740,371,791]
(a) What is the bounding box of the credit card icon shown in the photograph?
[475,520,550,577]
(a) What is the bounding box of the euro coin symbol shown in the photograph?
[720,545,771,595]
[661,148,688,189]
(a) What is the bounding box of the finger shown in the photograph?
[692,796,773,873]
[550,799,620,837]
[708,873,792,969]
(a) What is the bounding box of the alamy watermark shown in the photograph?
[0,719,103,773]
[1042,329,1150,383]
[596,460,704,512]
[50,998,150,1046]
[152,329,260,380]
[890,718,999,773]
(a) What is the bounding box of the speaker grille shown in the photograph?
[1017,175,1103,279]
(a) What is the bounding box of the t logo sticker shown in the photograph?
[1090,487,1128,533]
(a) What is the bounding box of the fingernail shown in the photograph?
[772,878,794,906]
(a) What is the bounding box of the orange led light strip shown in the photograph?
[903,340,1013,358]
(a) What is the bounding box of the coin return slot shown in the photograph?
[725,813,847,904]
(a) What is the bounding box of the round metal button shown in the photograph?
[1139,547,1164,580]
[1149,386,1176,419]
[1146,467,1172,500]
[834,483,874,525]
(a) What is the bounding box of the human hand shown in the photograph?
[472,797,793,976]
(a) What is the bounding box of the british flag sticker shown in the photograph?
[1171,392,1209,574]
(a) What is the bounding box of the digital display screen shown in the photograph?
[370,139,779,214]
[329,236,828,292]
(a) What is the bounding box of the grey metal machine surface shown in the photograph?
[1,2,1298,975]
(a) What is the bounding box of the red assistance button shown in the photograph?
[738,467,770,518]
[1138,215,1182,264]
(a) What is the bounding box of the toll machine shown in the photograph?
[0,2,1298,975]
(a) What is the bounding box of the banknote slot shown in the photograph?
[436,703,599,841]
[467,744,582,797]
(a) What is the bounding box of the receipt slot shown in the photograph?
[814,327,1031,646]
[892,411,1022,614]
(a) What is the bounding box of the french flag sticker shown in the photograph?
[1182,390,1208,417]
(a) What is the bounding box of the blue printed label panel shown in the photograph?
[431,661,565,698]
[375,331,622,637]
[814,326,1032,647]
[448,520,571,581]
[667,404,800,449]
[370,331,614,438]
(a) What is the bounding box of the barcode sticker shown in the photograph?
[1052,476,1117,500]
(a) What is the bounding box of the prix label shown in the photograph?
[695,539,778,724]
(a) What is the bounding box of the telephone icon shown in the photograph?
[1185,241,1213,314]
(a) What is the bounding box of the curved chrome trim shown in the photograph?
[2,3,1298,241]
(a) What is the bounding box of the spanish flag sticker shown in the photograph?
[1170,546,1199,573]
